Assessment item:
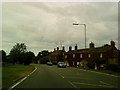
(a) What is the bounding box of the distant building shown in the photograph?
[48,46,65,64]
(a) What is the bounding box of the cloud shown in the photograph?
[2,2,118,55]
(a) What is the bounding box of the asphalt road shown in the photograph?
[11,64,119,89]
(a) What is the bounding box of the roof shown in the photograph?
[65,45,117,54]
[49,50,65,56]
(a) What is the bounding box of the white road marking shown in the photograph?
[72,82,114,88]
[47,68,65,78]
[68,81,79,90]
[9,67,37,90]
[29,67,37,75]
[77,68,120,77]
[9,77,27,90]
[99,81,111,86]
[58,74,65,78]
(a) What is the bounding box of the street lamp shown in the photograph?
[73,23,87,49]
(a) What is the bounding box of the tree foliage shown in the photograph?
[106,64,120,72]
[24,52,35,65]
[10,43,27,54]
[0,50,6,62]
[9,43,27,64]
[36,50,50,64]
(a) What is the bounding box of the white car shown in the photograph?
[47,62,53,66]
[57,61,66,68]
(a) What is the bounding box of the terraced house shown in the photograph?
[48,47,65,64]
[63,40,119,69]
[48,40,119,69]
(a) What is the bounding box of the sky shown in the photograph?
[1,1,118,55]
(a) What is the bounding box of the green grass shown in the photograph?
[2,64,35,89]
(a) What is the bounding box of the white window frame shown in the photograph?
[80,54,83,58]
[100,53,103,58]
[88,54,91,58]
[73,54,75,58]
[73,61,74,65]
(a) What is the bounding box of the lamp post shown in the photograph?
[73,23,87,49]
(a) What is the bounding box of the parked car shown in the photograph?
[47,62,53,66]
[57,61,66,68]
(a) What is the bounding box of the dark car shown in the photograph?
[47,62,53,66]
[57,61,66,68]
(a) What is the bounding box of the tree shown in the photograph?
[36,50,50,64]
[0,50,2,62]
[9,43,27,64]
[41,50,49,57]
[24,51,35,65]
[0,50,6,62]
[118,50,120,65]
[36,52,42,60]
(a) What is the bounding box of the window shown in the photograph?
[88,54,91,58]
[100,53,103,58]
[73,61,74,65]
[80,54,83,58]
[73,54,75,58]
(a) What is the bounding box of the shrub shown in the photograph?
[106,64,120,72]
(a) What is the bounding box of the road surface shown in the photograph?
[12,64,119,89]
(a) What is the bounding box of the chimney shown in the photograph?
[75,44,78,50]
[57,47,59,51]
[62,46,65,51]
[89,42,94,48]
[69,46,72,51]
[110,40,115,47]
[54,48,56,51]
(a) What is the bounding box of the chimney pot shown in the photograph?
[57,47,59,51]
[54,48,56,51]
[69,46,72,51]
[63,46,65,51]
[75,44,78,50]
[89,42,94,48]
[110,40,115,47]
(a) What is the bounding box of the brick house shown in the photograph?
[48,47,65,64]
[63,41,119,69]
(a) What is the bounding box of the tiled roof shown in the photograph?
[50,50,65,56]
[65,45,116,54]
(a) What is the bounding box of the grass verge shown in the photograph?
[2,64,35,89]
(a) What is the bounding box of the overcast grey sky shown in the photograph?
[2,2,118,55]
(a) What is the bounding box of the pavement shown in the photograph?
[10,64,119,89]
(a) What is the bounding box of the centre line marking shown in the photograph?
[99,81,111,86]
[68,81,79,90]
[48,68,65,78]
[58,74,64,78]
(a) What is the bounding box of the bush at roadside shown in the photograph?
[106,64,120,72]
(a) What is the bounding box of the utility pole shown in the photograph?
[73,23,87,49]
